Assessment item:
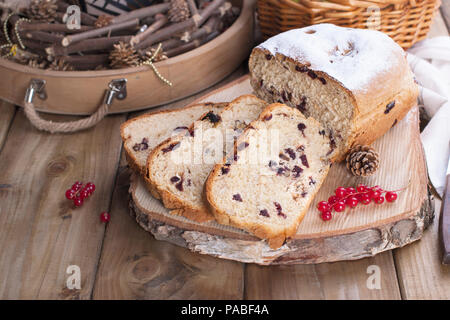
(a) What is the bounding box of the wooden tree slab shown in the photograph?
[129,76,432,265]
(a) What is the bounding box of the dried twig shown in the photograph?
[187,0,200,17]
[111,3,170,24]
[23,31,63,43]
[47,35,132,56]
[61,18,139,47]
[166,39,202,57]
[135,0,226,50]
[20,39,47,55]
[18,22,94,34]
[143,15,220,53]
[130,13,168,46]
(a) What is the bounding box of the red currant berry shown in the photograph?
[333,201,346,212]
[317,201,330,213]
[86,182,96,192]
[345,196,358,208]
[100,212,110,223]
[80,189,90,199]
[328,195,339,205]
[71,181,83,191]
[360,194,371,205]
[73,197,84,207]
[373,196,385,204]
[65,189,76,200]
[335,187,347,198]
[385,191,398,202]
[346,187,356,195]
[357,185,368,193]
[321,211,332,221]
[369,189,382,199]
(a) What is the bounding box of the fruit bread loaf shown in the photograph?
[205,103,332,249]
[145,95,268,222]
[120,102,227,174]
[249,23,419,161]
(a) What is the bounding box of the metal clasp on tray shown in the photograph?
[25,79,47,103]
[105,78,127,105]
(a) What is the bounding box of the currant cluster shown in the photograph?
[317,184,398,221]
[65,181,96,207]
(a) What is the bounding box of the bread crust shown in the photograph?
[120,102,227,176]
[145,95,267,223]
[205,103,330,249]
[249,47,418,161]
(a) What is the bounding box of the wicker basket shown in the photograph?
[257,0,441,49]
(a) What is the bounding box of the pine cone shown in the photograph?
[346,145,380,177]
[142,47,168,63]
[168,0,190,23]
[95,15,113,28]
[27,0,58,22]
[49,58,74,71]
[28,57,48,69]
[109,42,140,69]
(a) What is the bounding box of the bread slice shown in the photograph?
[205,103,332,249]
[145,95,268,222]
[121,102,227,174]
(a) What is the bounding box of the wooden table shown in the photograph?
[1,10,449,300]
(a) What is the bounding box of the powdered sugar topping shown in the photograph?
[258,24,405,91]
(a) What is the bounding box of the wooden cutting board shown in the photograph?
[129,75,433,265]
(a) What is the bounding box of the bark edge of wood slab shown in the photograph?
[128,189,434,265]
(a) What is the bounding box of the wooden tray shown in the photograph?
[0,0,254,115]
[129,75,433,265]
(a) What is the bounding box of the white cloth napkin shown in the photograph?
[407,36,450,197]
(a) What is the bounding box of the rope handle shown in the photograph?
[24,78,127,134]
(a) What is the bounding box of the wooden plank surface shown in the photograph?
[392,11,450,300]
[0,101,16,150]
[93,68,247,299]
[0,110,125,299]
[245,252,401,299]
[0,9,448,300]
[93,153,244,299]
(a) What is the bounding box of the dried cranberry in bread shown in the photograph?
[145,95,268,222]
[249,23,418,161]
[205,103,332,249]
[120,103,227,174]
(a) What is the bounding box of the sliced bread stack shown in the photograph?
[121,95,333,248]
[144,95,268,222]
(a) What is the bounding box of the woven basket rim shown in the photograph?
[278,0,435,10]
